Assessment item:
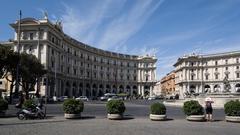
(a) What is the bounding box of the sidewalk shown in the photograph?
[0,116,239,135]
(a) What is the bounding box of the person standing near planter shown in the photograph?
[205,97,214,121]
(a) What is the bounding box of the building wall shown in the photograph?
[153,81,162,96]
[160,71,176,96]
[3,17,157,98]
[174,53,240,99]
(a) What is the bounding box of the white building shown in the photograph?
[0,16,157,98]
[174,52,240,99]
[153,81,162,96]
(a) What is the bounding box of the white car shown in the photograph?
[107,96,122,101]
[76,96,89,101]
[148,96,157,100]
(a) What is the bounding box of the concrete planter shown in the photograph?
[149,114,167,121]
[225,116,240,122]
[64,113,81,119]
[107,113,123,120]
[186,115,205,121]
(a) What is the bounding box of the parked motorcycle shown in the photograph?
[17,103,45,120]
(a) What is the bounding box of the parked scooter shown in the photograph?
[17,103,45,120]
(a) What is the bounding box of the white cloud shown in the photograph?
[98,0,165,50]
[60,0,119,45]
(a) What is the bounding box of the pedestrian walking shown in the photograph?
[205,97,214,121]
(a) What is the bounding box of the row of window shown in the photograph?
[205,73,240,80]
[188,58,239,67]
[189,73,240,80]
[67,69,137,81]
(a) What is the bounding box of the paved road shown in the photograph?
[1,100,238,135]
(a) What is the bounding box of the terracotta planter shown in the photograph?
[149,114,167,121]
[225,116,240,122]
[186,115,205,121]
[107,113,123,120]
[64,113,81,119]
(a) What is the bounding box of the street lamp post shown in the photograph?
[15,10,22,98]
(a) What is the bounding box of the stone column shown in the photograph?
[141,85,145,96]
[150,86,153,97]
[138,85,141,95]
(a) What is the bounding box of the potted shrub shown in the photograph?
[63,98,84,119]
[224,100,240,122]
[183,100,205,121]
[106,100,125,120]
[0,98,8,116]
[149,102,167,121]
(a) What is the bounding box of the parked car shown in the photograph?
[58,96,68,102]
[100,93,116,101]
[100,96,108,101]
[107,96,122,101]
[76,96,89,101]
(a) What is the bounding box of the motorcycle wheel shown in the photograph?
[38,112,45,119]
[17,113,25,120]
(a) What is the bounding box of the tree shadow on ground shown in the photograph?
[207,119,223,122]
[0,120,65,126]
[150,118,174,122]
[0,114,16,118]
[66,116,96,120]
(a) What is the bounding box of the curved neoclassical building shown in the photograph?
[3,16,157,98]
[174,52,240,99]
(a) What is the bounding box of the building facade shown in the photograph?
[174,52,240,99]
[1,16,157,98]
[153,81,162,96]
[160,71,176,96]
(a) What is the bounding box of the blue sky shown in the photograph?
[1,0,240,79]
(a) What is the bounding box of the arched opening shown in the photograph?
[86,83,91,97]
[214,84,221,92]
[235,83,240,92]
[119,85,124,93]
[79,83,83,96]
[189,85,196,93]
[92,84,97,97]
[112,85,117,93]
[144,85,150,97]
[72,82,77,97]
[126,85,131,95]
[132,85,137,96]
[106,84,110,93]
[204,85,211,93]
[64,81,70,97]
[98,90,103,97]
[99,84,104,93]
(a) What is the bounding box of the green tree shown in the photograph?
[19,53,46,99]
[0,45,19,103]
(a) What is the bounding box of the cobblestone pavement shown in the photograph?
[0,116,239,135]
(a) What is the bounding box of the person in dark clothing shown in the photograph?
[205,99,214,121]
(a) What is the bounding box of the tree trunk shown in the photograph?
[35,78,40,98]
[25,83,30,99]
[9,83,14,104]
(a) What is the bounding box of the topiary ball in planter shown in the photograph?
[0,98,8,116]
[106,100,125,120]
[150,102,167,121]
[63,98,84,119]
[183,100,205,121]
[224,100,240,122]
